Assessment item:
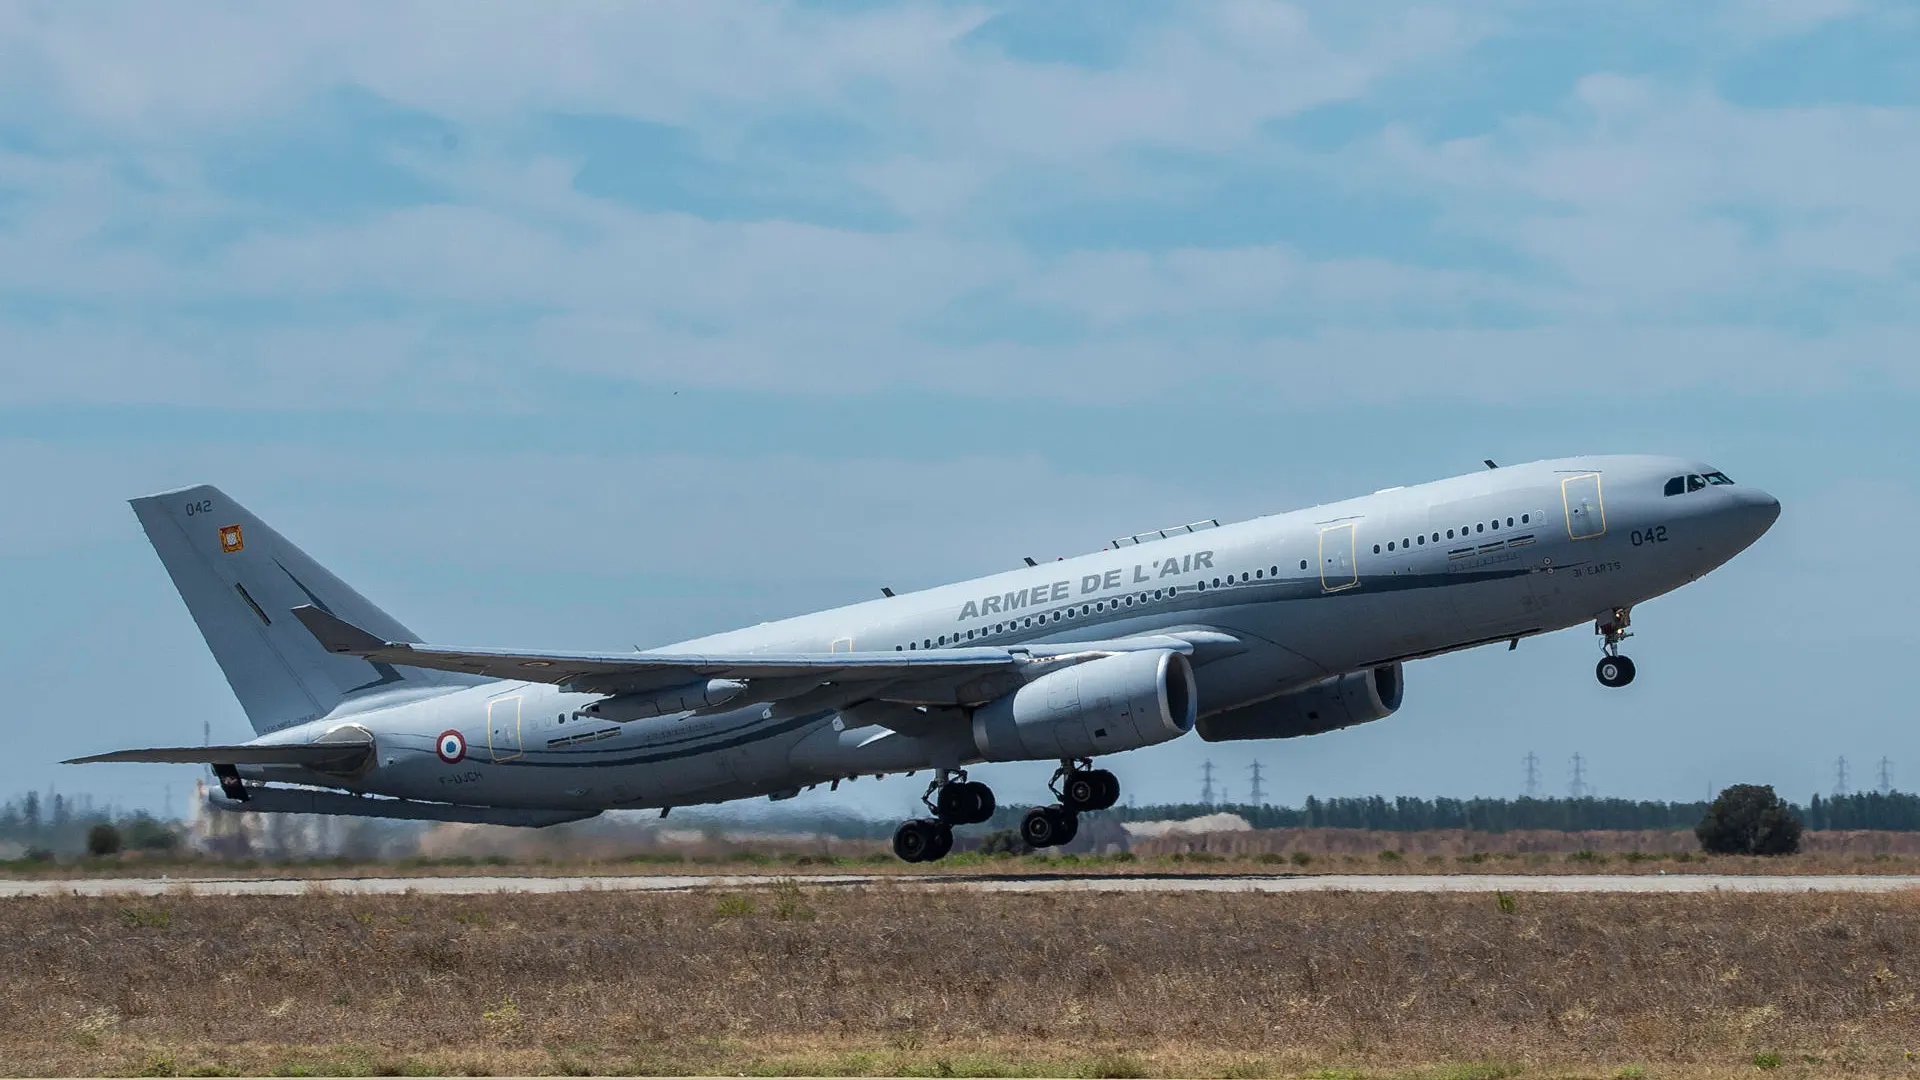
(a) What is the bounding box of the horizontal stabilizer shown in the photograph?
[292,604,389,655]
[64,743,373,770]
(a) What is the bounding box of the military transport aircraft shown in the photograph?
[70,456,1779,861]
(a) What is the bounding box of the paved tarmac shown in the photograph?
[4,872,1918,898]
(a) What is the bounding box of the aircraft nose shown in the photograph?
[1730,486,1782,541]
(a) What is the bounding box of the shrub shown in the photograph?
[977,829,1027,856]
[86,823,123,857]
[1696,785,1803,856]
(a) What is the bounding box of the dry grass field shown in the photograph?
[5,884,1920,1078]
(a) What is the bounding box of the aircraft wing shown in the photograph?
[292,605,1024,696]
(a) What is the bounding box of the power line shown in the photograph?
[1834,756,1851,798]
[1200,760,1216,807]
[1523,752,1540,799]
[1247,761,1267,807]
[1569,753,1589,800]
[1878,757,1895,796]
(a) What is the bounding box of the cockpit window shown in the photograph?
[1668,471,1737,496]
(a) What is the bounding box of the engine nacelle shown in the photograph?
[1196,663,1404,742]
[580,679,747,722]
[972,649,1196,761]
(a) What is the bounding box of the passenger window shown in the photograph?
[1521,515,1529,525]
[1447,530,1454,539]
[1384,543,1392,552]
[1241,572,1249,583]
[1270,565,1279,576]
[1417,536,1425,545]
[1300,560,1308,570]
[1255,569,1263,579]
[1476,523,1484,533]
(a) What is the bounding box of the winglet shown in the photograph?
[292,604,392,656]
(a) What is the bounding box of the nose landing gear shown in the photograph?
[1595,608,1637,688]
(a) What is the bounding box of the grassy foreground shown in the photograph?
[6,885,1920,1077]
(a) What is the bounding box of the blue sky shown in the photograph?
[3,0,1917,820]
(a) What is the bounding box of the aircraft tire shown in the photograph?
[1062,771,1102,812]
[928,823,954,861]
[1597,655,1637,688]
[1057,808,1079,846]
[963,781,996,824]
[893,819,939,863]
[1089,769,1120,811]
[1020,805,1070,849]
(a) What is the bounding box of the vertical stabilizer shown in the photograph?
[131,485,473,734]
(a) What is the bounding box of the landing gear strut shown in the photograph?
[892,770,997,863]
[1595,608,1637,688]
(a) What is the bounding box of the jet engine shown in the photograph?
[1196,663,1404,742]
[972,649,1196,761]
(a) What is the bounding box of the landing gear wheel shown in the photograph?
[933,779,995,825]
[1020,804,1078,849]
[1061,769,1121,812]
[1062,772,1102,812]
[962,781,996,824]
[1596,655,1637,688]
[893,819,950,863]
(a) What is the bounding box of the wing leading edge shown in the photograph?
[291,604,1023,696]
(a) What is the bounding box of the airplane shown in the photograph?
[69,455,1779,862]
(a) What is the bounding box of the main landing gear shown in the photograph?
[890,762,1125,862]
[892,770,996,864]
[1595,607,1637,689]
[1019,760,1120,851]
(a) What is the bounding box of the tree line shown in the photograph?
[1092,791,1920,833]
[0,791,178,857]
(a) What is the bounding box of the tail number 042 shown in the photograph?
[1630,526,1670,547]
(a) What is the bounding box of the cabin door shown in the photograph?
[486,693,524,762]
[1562,474,1607,541]
[1319,523,1359,592]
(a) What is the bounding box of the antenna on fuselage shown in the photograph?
[1023,557,1038,567]
[1483,459,1500,469]
[881,587,895,598]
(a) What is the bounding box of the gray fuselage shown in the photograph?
[242,454,1781,812]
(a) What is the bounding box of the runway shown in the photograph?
[5,872,1919,898]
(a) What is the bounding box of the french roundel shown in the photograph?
[436,730,467,764]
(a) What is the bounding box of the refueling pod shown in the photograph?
[1196,663,1404,742]
[580,679,747,722]
[972,649,1197,760]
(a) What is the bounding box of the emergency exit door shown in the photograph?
[1319,523,1359,592]
[487,693,523,762]
[1563,474,1607,541]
